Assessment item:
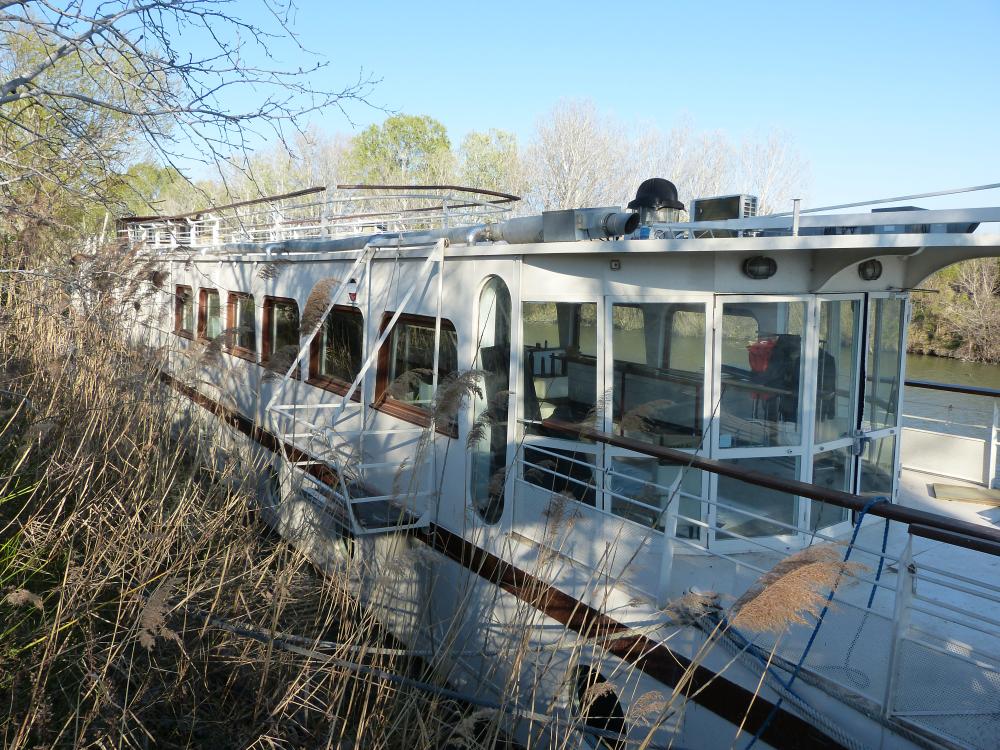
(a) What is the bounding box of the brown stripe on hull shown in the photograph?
[162,372,845,750]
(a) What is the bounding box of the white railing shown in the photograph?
[901,380,1000,488]
[512,421,1000,749]
[119,184,519,252]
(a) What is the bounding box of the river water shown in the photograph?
[904,354,1000,436]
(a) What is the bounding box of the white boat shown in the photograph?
[122,179,1000,750]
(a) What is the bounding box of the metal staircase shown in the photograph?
[265,239,447,535]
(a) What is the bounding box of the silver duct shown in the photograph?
[224,208,638,255]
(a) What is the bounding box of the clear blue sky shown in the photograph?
[245,0,999,208]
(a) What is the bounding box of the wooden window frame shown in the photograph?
[261,296,301,376]
[374,312,458,438]
[197,288,221,341]
[307,304,364,401]
[226,291,257,362]
[174,285,194,339]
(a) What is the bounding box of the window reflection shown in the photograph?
[716,456,800,538]
[863,298,905,432]
[612,303,705,448]
[522,302,597,436]
[719,301,806,448]
[810,448,851,531]
[471,278,511,524]
[608,458,703,538]
[860,434,896,498]
[311,306,364,393]
[816,300,861,443]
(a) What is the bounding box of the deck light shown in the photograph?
[347,278,358,303]
[742,255,777,280]
[858,259,883,281]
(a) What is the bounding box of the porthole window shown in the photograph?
[470,277,512,523]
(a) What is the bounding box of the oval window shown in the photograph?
[469,276,511,524]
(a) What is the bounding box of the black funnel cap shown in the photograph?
[627,178,684,211]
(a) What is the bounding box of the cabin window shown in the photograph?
[470,277,512,524]
[198,289,222,340]
[375,313,458,436]
[174,285,194,338]
[716,456,800,538]
[309,306,364,399]
[816,299,861,443]
[522,302,597,436]
[226,292,256,360]
[718,301,806,449]
[262,297,300,371]
[863,297,905,431]
[611,302,706,448]
[608,458,704,538]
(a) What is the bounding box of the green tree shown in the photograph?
[343,115,454,184]
[458,129,524,195]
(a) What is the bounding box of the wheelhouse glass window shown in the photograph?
[816,299,861,443]
[376,314,458,434]
[262,297,300,367]
[198,289,222,340]
[718,301,806,449]
[309,306,364,397]
[863,297,905,432]
[226,292,256,359]
[174,285,194,337]
[522,302,597,436]
[611,302,706,448]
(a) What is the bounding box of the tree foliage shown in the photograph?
[342,114,452,185]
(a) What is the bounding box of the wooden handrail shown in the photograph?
[540,418,1000,550]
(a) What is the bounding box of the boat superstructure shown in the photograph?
[123,181,1000,750]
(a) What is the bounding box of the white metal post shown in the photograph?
[883,535,914,718]
[656,476,682,608]
[989,401,999,489]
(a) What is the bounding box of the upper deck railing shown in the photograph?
[118,184,520,252]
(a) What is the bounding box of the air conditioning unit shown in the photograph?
[690,194,758,237]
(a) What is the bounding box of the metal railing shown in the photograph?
[118,184,520,252]
[901,378,1000,488]
[513,418,1000,749]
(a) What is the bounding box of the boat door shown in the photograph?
[810,294,865,537]
[855,292,908,502]
[710,295,814,550]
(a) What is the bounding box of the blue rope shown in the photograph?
[744,496,889,749]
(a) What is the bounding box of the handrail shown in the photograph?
[540,418,1000,550]
[904,378,1000,398]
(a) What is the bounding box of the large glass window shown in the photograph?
[816,299,861,443]
[608,458,703,538]
[716,456,800,538]
[198,289,222,340]
[226,292,256,359]
[174,285,194,337]
[470,278,512,524]
[376,314,458,435]
[719,301,806,448]
[612,302,706,448]
[810,448,851,531]
[309,306,364,397]
[860,435,896,498]
[522,302,597,436]
[863,297,905,432]
[263,297,300,366]
[522,446,597,506]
